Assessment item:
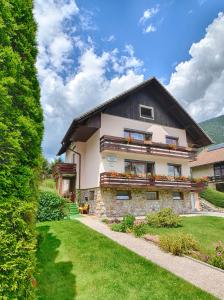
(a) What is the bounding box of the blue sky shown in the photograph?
[34,0,224,159]
[78,0,223,82]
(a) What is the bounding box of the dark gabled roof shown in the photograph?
[57,77,212,155]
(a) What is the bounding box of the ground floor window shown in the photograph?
[116,190,131,200]
[214,162,224,178]
[146,191,159,200]
[172,191,183,200]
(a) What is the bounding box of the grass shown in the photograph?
[200,187,224,208]
[36,220,216,300]
[142,216,224,255]
[39,178,56,192]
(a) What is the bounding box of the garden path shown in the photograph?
[78,216,224,300]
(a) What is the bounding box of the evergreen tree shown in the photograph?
[0,0,43,298]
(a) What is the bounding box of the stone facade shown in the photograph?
[77,187,194,217]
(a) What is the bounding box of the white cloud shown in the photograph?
[139,6,159,24]
[103,35,115,42]
[144,24,157,33]
[139,5,159,33]
[34,0,144,159]
[167,12,224,122]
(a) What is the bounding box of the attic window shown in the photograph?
[139,105,154,120]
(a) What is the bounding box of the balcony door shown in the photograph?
[125,160,154,176]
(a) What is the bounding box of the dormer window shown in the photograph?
[139,105,154,120]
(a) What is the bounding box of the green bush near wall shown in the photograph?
[200,187,224,208]
[37,192,68,222]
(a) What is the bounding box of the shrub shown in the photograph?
[37,191,68,222]
[159,233,199,256]
[146,208,182,228]
[111,222,127,232]
[111,215,135,233]
[133,223,148,237]
[209,241,224,270]
[200,188,224,208]
[123,214,135,229]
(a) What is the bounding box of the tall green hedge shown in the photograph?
[0,0,43,298]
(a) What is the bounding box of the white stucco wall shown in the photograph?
[191,164,214,178]
[101,152,191,177]
[64,113,192,189]
[100,113,188,147]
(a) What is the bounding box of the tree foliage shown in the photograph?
[0,0,43,298]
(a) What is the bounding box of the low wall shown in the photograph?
[78,188,194,217]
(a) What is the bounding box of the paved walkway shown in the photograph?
[182,212,224,218]
[78,216,224,300]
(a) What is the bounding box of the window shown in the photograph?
[214,162,224,178]
[89,190,95,200]
[124,129,152,141]
[166,136,178,145]
[116,191,131,200]
[139,105,154,120]
[146,191,159,200]
[168,164,181,177]
[125,160,154,176]
[172,192,183,200]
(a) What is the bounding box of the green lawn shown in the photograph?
[36,220,216,300]
[143,216,224,255]
[39,178,56,192]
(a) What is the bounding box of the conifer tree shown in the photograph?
[0,0,43,297]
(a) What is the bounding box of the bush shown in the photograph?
[123,214,135,229]
[111,215,135,233]
[146,208,181,228]
[133,223,148,237]
[209,241,224,270]
[159,233,199,256]
[111,222,127,232]
[200,187,224,208]
[37,191,68,222]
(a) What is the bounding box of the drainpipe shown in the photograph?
[68,146,81,190]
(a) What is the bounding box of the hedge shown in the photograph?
[200,187,224,208]
[0,0,43,298]
[37,191,68,222]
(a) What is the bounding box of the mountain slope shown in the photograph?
[199,115,224,145]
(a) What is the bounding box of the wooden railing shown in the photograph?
[100,135,196,160]
[100,172,206,190]
[53,163,76,175]
[208,175,224,183]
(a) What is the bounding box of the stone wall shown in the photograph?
[77,188,194,217]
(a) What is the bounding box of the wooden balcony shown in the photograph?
[53,163,76,176]
[208,175,224,183]
[100,172,206,191]
[100,135,196,160]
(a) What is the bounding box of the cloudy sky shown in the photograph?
[33,0,224,160]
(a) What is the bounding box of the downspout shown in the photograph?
[68,146,81,190]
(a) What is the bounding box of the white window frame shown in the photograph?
[139,104,154,120]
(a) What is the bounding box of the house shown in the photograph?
[55,77,211,217]
[190,143,224,192]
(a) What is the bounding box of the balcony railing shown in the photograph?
[53,163,76,176]
[100,135,196,160]
[208,175,224,183]
[100,172,207,191]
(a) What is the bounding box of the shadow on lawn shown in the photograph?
[36,225,76,300]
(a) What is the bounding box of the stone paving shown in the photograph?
[78,216,224,300]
